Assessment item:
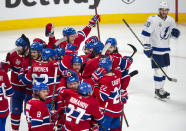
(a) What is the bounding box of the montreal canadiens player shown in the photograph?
[142,1,180,99]
[26,82,53,131]
[0,68,14,131]
[58,82,104,131]
[45,15,100,50]
[4,34,30,131]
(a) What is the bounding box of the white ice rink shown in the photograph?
[0,23,186,131]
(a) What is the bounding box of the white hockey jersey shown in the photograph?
[141,15,176,55]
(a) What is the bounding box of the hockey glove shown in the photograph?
[120,56,133,70]
[143,44,152,58]
[61,69,77,77]
[89,15,100,27]
[171,28,180,38]
[50,110,58,123]
[91,68,107,82]
[45,23,54,37]
[121,90,128,104]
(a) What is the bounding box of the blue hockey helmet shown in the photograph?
[55,48,65,60]
[99,57,112,71]
[32,82,48,93]
[67,76,79,84]
[15,37,28,47]
[93,41,104,54]
[31,42,43,52]
[71,56,82,64]
[105,38,117,47]
[63,27,76,37]
[42,48,55,61]
[85,42,94,49]
[78,82,92,96]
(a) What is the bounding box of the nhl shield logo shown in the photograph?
[122,0,135,4]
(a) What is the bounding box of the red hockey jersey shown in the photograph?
[6,51,29,90]
[21,61,60,103]
[98,71,123,118]
[0,69,14,117]
[26,98,53,131]
[59,88,104,131]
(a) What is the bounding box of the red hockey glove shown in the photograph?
[50,110,58,123]
[120,56,133,70]
[45,23,54,37]
[91,68,107,82]
[89,15,100,27]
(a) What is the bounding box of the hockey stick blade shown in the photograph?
[101,43,111,56]
[127,44,137,58]
[168,77,178,82]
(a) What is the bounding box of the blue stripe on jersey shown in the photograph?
[59,61,68,72]
[120,58,127,70]
[43,116,50,124]
[100,92,109,101]
[31,119,43,127]
[154,76,166,82]
[6,87,14,96]
[21,75,32,84]
[11,119,20,125]
[12,66,21,73]
[141,30,151,37]
[121,69,129,78]
[110,90,121,99]
[77,31,86,40]
[152,47,170,52]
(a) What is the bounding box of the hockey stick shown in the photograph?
[21,34,32,66]
[123,109,129,127]
[128,44,137,58]
[122,19,177,82]
[95,7,101,41]
[51,67,58,111]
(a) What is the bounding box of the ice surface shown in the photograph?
[0,23,186,131]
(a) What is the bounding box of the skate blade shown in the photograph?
[154,95,169,102]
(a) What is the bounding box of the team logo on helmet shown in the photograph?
[122,0,135,4]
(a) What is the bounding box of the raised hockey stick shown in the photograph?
[128,44,137,58]
[51,67,58,111]
[122,19,177,82]
[95,7,101,41]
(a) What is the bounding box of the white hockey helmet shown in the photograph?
[159,1,169,9]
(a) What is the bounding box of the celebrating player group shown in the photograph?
[0,0,180,131]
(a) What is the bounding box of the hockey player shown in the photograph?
[19,42,43,115]
[45,15,100,50]
[105,38,122,57]
[19,48,60,112]
[97,58,128,131]
[142,1,180,99]
[58,82,104,131]
[5,34,30,131]
[0,68,14,131]
[71,55,83,81]
[26,82,53,131]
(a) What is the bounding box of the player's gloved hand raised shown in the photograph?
[61,69,77,77]
[171,28,180,38]
[143,44,152,58]
[89,15,100,28]
[121,90,128,104]
[45,23,54,37]
[120,56,133,70]
[92,68,107,82]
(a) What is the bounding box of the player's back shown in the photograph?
[61,88,102,131]
[26,98,52,131]
[99,73,123,118]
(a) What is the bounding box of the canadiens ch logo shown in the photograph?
[15,59,21,65]
[122,0,135,4]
